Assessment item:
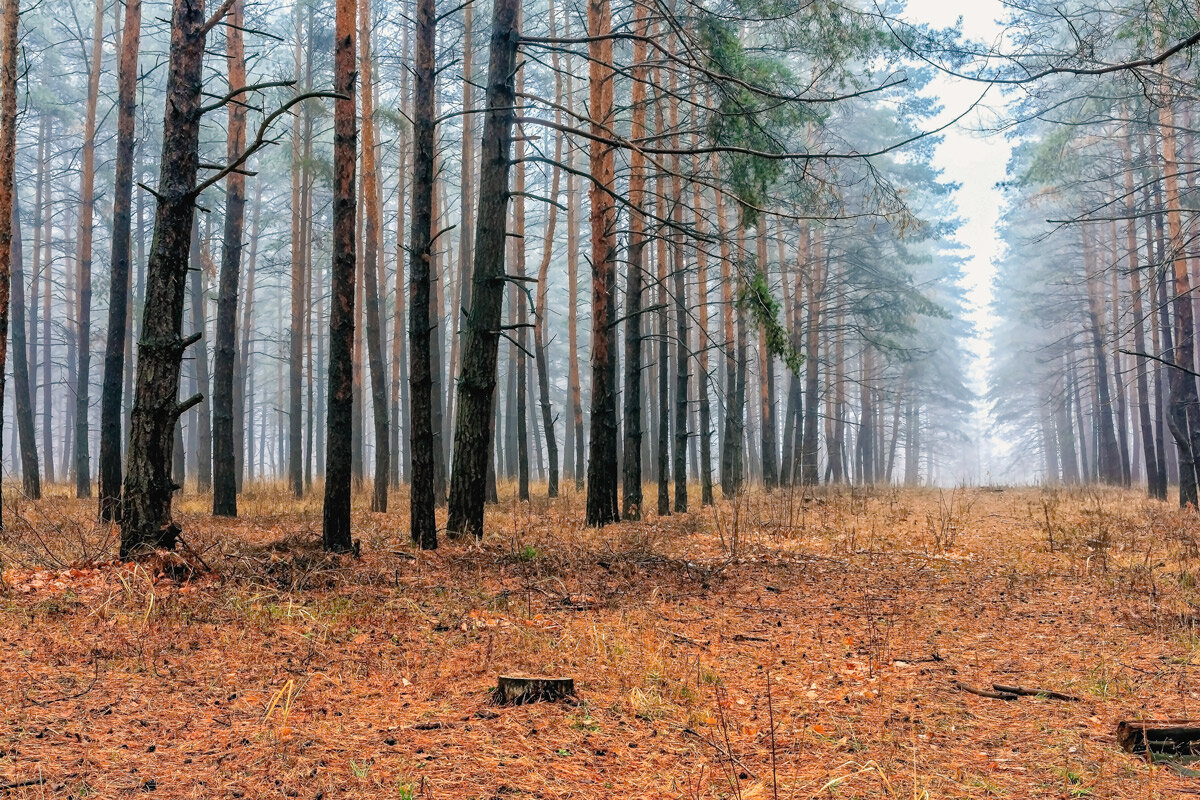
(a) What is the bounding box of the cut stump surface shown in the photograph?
[494,675,575,705]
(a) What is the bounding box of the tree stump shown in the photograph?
[1117,720,1200,757]
[493,675,575,705]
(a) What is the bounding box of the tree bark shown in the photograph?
[1158,97,1200,506]
[445,0,518,537]
[406,0,439,547]
[583,0,620,526]
[11,185,37,498]
[691,146,714,506]
[74,0,104,498]
[98,0,140,518]
[322,0,358,552]
[119,0,213,557]
[0,0,17,524]
[359,0,389,512]
[668,70,688,513]
[212,0,246,517]
[288,5,306,498]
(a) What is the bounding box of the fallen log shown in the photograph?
[493,675,575,705]
[953,681,1018,701]
[1117,720,1200,757]
[993,684,1081,702]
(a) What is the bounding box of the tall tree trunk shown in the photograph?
[392,74,409,487]
[691,149,714,506]
[190,220,212,492]
[212,0,246,516]
[74,0,104,498]
[718,188,739,496]
[0,0,17,523]
[1124,128,1162,498]
[655,149,670,516]
[512,87,529,502]
[406,0,439,547]
[359,0,389,512]
[41,120,53,486]
[756,225,777,489]
[99,0,140,517]
[322,0,358,552]
[564,42,584,490]
[618,3,648,518]
[446,2,474,473]
[583,0,619,526]
[120,0,215,556]
[288,5,306,498]
[1158,97,1200,505]
[668,72,688,513]
[236,176,261,489]
[444,0,518,537]
[534,57,563,507]
[11,188,36,497]
[1081,223,1122,485]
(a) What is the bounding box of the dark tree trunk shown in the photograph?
[119,0,212,557]
[445,0,518,537]
[620,6,648,519]
[1124,131,1162,497]
[322,0,357,552]
[11,193,38,499]
[656,180,671,516]
[583,0,620,526]
[407,0,440,547]
[98,0,140,518]
[212,0,245,517]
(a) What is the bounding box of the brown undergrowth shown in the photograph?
[1,483,1199,798]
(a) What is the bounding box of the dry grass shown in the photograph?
[2,482,1200,798]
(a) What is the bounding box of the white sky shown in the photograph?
[899,1,1014,482]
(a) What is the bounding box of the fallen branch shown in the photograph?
[953,681,1018,701]
[993,684,1080,702]
[0,778,46,792]
[680,727,758,778]
[1118,720,1200,757]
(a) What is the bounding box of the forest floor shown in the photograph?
[2,484,1200,799]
